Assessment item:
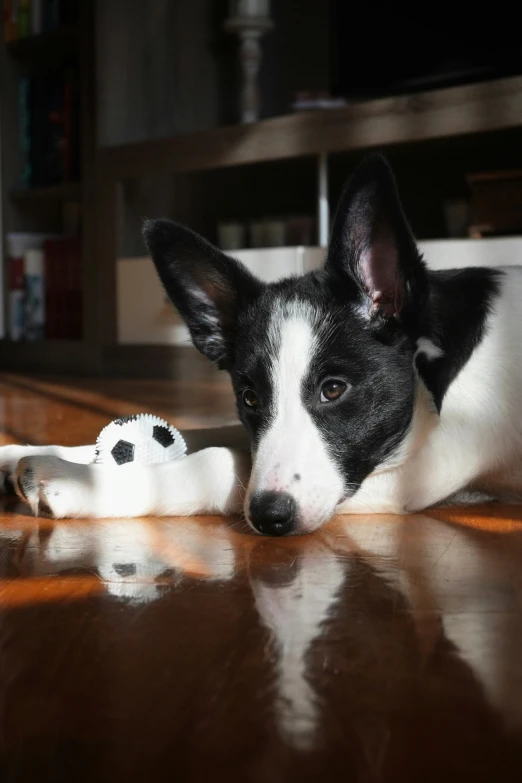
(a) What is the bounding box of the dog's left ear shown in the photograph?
[143,219,263,368]
[325,155,427,321]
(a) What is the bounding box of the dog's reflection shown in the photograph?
[247,537,345,750]
[246,523,522,777]
[5,516,237,603]
[7,511,522,777]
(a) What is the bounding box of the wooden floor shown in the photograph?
[1,374,522,781]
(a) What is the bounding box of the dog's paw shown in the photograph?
[14,456,92,518]
[0,444,41,493]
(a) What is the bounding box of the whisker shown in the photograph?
[235,474,248,494]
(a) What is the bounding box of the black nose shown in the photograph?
[249,491,297,536]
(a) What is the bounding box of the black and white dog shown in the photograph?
[2,155,520,535]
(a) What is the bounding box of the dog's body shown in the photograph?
[2,156,522,534]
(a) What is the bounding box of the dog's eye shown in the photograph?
[320,380,347,403]
[242,389,258,409]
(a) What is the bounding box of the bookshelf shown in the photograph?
[97,76,522,179]
[0,0,95,362]
[1,2,522,378]
[94,75,522,378]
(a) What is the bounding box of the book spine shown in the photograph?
[19,77,32,186]
[10,0,18,37]
[73,237,82,339]
[8,256,25,341]
[18,0,29,37]
[44,240,56,339]
[63,73,72,180]
[24,248,45,340]
[3,0,11,42]
[31,0,42,35]
[3,0,18,42]
[43,0,58,31]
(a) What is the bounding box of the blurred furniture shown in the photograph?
[467,169,522,237]
[100,74,522,377]
[0,0,95,370]
[2,8,522,379]
[224,0,273,124]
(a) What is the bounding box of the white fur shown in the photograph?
[10,447,250,520]
[415,337,444,360]
[0,443,95,484]
[4,267,522,524]
[244,304,344,532]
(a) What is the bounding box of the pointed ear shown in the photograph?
[143,219,263,367]
[325,155,427,321]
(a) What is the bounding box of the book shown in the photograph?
[3,0,18,42]
[18,0,29,37]
[31,0,43,35]
[44,236,82,339]
[43,0,78,31]
[19,76,32,186]
[25,67,80,187]
[8,257,25,341]
[4,0,77,41]
[24,248,45,341]
[6,232,55,340]
[43,0,59,31]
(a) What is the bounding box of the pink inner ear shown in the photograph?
[360,238,403,318]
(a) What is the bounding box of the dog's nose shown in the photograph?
[249,491,297,536]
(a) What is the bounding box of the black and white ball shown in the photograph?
[95,414,186,466]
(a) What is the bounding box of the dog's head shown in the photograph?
[144,155,430,535]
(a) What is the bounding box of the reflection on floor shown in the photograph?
[1,374,522,782]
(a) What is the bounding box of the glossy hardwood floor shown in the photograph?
[1,373,522,782]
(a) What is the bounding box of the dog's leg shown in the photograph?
[0,444,96,491]
[13,447,251,520]
[436,489,501,506]
[337,450,503,515]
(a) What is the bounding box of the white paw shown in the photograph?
[14,456,93,519]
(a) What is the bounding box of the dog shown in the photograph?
[2,154,521,535]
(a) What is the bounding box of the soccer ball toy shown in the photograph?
[95,414,187,466]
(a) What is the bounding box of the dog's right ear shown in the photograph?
[324,155,427,324]
[143,219,263,368]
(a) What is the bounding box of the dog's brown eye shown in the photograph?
[242,389,258,409]
[320,380,347,403]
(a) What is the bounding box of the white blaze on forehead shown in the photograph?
[246,302,344,532]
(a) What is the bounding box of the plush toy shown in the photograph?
[94,414,187,466]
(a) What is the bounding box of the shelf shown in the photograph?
[0,340,213,380]
[0,340,96,375]
[5,26,79,61]
[97,75,522,180]
[11,182,82,204]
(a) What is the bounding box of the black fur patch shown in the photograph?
[415,267,501,412]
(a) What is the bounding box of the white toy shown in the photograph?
[94,414,187,466]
